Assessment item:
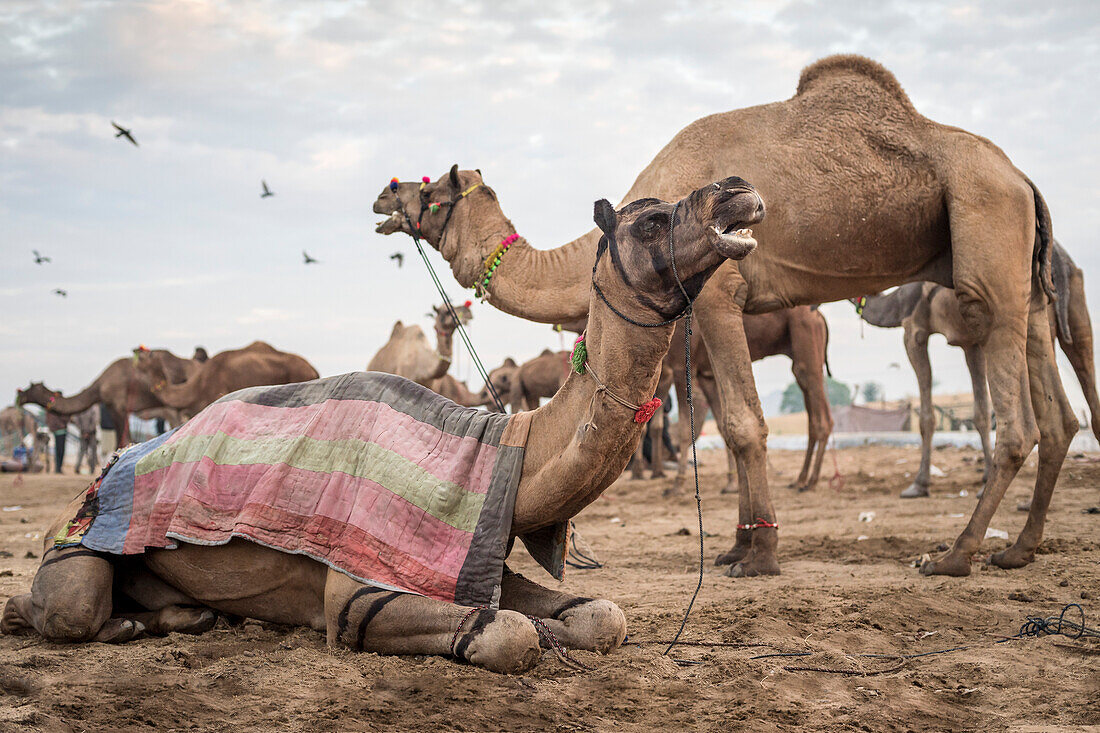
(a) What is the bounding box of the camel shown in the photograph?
[860,241,1098,498]
[17,348,207,445]
[367,302,489,407]
[1,405,39,456]
[375,56,1077,579]
[134,341,319,418]
[485,349,572,412]
[1,180,763,673]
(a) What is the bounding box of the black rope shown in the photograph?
[564,520,603,570]
[396,200,506,413]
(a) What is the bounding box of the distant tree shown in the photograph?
[780,377,853,414]
[861,381,884,404]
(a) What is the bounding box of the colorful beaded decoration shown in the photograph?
[736,519,779,530]
[570,333,587,374]
[854,295,867,315]
[389,177,399,192]
[474,233,518,299]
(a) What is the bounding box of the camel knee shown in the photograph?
[955,291,993,341]
[557,599,626,654]
[40,602,107,643]
[719,415,767,456]
[455,609,541,674]
[996,433,1035,468]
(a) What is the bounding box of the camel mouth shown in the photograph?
[712,225,758,259]
[375,211,405,235]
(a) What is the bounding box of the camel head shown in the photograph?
[132,346,168,391]
[480,357,519,412]
[590,176,764,320]
[432,301,473,336]
[16,382,58,409]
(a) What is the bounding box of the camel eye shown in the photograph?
[633,212,667,238]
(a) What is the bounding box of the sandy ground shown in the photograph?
[0,444,1098,732]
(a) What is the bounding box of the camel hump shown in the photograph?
[539,349,554,357]
[795,55,915,112]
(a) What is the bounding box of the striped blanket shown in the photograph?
[55,372,564,608]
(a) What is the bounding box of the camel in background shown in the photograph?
[17,348,208,444]
[484,349,571,413]
[2,180,762,673]
[134,341,319,418]
[860,241,1098,497]
[369,302,489,407]
[376,55,1076,579]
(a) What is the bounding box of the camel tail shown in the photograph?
[1050,241,1075,347]
[1026,178,1065,340]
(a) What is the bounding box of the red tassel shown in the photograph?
[634,397,662,424]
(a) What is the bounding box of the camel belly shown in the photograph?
[141,539,328,630]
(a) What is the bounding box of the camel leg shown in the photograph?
[691,376,738,496]
[790,352,831,492]
[649,407,666,479]
[963,345,994,484]
[498,567,625,653]
[902,326,934,498]
[1,548,142,643]
[921,211,1037,576]
[324,571,541,674]
[1056,269,1100,440]
[990,304,1077,568]
[694,279,779,577]
[668,369,693,497]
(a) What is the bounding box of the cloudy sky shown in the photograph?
[2,0,1098,419]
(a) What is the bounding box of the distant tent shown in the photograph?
[832,404,910,433]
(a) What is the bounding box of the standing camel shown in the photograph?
[134,341,319,418]
[368,302,488,407]
[1,405,39,457]
[374,55,1076,579]
[484,349,572,413]
[17,348,207,445]
[860,241,1098,498]
[1,181,762,673]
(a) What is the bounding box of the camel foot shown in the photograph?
[145,606,217,636]
[92,618,145,644]
[662,485,683,498]
[919,550,972,577]
[990,544,1035,570]
[714,544,750,566]
[725,550,781,578]
[1016,499,1032,512]
[456,610,541,675]
[795,483,815,493]
[900,482,930,499]
[719,482,738,495]
[1,595,33,635]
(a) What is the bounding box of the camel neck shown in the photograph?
[154,371,201,412]
[510,306,674,533]
[32,382,100,417]
[437,202,599,324]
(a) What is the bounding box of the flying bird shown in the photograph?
[32,250,51,265]
[390,252,404,267]
[52,289,67,297]
[261,180,274,198]
[302,251,319,265]
[111,121,138,146]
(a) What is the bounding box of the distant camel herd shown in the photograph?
[4,55,1097,674]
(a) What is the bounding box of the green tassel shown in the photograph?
[570,337,587,374]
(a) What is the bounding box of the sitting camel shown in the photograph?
[859,241,1099,498]
[368,302,488,407]
[18,348,207,445]
[1,179,763,673]
[135,341,319,419]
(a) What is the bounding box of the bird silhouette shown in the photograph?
[302,251,319,265]
[261,180,274,198]
[52,289,67,297]
[111,121,138,147]
[33,250,51,265]
[390,252,404,267]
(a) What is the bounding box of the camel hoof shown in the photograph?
[714,545,750,566]
[796,483,814,493]
[93,618,145,644]
[557,600,627,654]
[662,486,683,499]
[1,596,33,635]
[900,483,930,499]
[457,610,541,675]
[919,552,972,577]
[990,545,1034,570]
[725,555,781,578]
[719,484,738,495]
[1016,499,1032,512]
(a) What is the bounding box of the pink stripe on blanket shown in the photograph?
[163,398,498,493]
[124,458,474,577]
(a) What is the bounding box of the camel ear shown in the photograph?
[504,357,517,368]
[593,199,617,238]
[193,347,209,362]
[449,164,460,189]
[475,168,482,177]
